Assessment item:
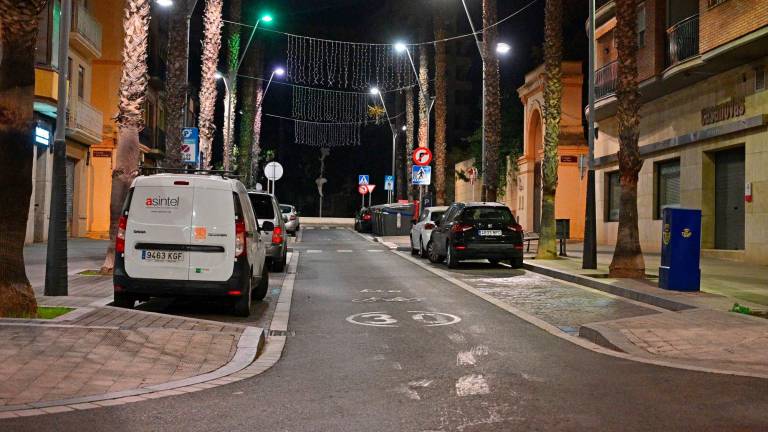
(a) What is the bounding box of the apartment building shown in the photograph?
[591,0,768,263]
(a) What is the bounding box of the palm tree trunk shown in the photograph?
[609,0,645,278]
[222,0,241,171]
[0,0,48,317]
[101,0,151,273]
[433,13,448,206]
[238,76,255,182]
[482,0,501,202]
[536,0,563,260]
[417,45,430,151]
[250,85,264,188]
[405,88,416,200]
[198,0,223,169]
[163,0,194,168]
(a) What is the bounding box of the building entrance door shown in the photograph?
[533,162,542,233]
[714,147,744,250]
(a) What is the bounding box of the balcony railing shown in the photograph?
[595,60,618,99]
[666,14,699,66]
[71,6,102,56]
[66,99,103,144]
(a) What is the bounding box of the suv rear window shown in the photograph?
[280,205,292,213]
[249,194,275,219]
[461,207,514,224]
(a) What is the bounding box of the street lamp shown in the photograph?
[370,86,400,204]
[155,0,174,6]
[496,42,512,55]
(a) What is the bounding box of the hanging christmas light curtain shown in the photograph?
[292,85,368,123]
[286,36,416,91]
[294,121,361,147]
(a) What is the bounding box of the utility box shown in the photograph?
[659,208,701,292]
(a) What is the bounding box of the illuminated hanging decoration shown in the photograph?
[291,85,368,123]
[294,120,361,147]
[286,35,415,91]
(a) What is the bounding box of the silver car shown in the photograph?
[409,206,448,258]
[248,192,288,272]
[280,204,300,234]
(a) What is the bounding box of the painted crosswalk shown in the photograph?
[301,249,387,254]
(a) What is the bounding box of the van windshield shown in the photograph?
[249,194,275,219]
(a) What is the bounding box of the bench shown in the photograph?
[523,232,539,253]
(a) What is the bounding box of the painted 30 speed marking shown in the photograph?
[346,311,462,328]
[346,312,399,327]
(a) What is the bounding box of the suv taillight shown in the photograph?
[451,223,473,233]
[508,223,524,232]
[235,218,247,257]
[424,222,436,230]
[116,215,127,253]
[272,226,283,245]
[362,213,371,221]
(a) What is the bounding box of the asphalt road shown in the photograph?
[4,227,768,431]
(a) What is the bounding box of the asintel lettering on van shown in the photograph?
[144,196,180,208]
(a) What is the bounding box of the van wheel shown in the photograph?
[271,251,286,273]
[233,276,252,317]
[253,266,269,301]
[114,293,135,309]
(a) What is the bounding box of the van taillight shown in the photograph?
[116,215,127,253]
[235,218,247,257]
[272,226,283,245]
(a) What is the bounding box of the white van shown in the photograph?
[113,174,268,317]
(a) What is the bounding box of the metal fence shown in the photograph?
[595,60,618,100]
[667,14,700,66]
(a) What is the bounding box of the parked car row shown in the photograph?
[113,173,297,317]
[410,202,525,269]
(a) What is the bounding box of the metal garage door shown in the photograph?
[714,147,745,250]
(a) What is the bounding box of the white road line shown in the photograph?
[337,250,353,253]
[304,226,315,230]
[307,250,323,253]
[455,374,490,397]
[367,249,384,253]
[321,227,329,230]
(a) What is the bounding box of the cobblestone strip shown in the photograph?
[0,252,299,419]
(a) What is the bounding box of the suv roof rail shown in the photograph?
[139,166,243,179]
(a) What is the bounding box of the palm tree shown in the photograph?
[0,0,48,317]
[609,0,645,278]
[417,45,430,151]
[238,47,263,186]
[101,0,151,273]
[222,0,241,171]
[198,0,223,169]
[536,0,563,260]
[250,85,264,187]
[482,0,501,202]
[433,11,448,206]
[163,0,196,168]
[405,88,416,200]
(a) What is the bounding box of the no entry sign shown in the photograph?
[413,147,433,166]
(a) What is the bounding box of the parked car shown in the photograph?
[113,174,268,317]
[354,207,372,233]
[248,191,288,272]
[280,204,300,235]
[427,202,524,269]
[410,206,448,258]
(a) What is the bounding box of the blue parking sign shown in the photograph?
[181,128,199,165]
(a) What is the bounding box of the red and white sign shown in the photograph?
[467,167,478,185]
[358,185,368,195]
[367,184,376,194]
[412,147,433,166]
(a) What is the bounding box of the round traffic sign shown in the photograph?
[358,184,368,195]
[413,147,433,166]
[264,162,284,181]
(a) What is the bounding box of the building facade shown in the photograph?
[591,0,768,263]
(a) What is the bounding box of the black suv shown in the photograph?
[354,207,372,233]
[427,202,524,268]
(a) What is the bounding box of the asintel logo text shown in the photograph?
[145,196,180,208]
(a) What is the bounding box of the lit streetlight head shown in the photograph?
[496,42,511,55]
[214,71,224,80]
[370,87,380,95]
[393,42,407,53]
[261,14,273,23]
[274,67,285,76]
[401,125,407,131]
[155,0,173,7]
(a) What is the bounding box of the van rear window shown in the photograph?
[249,194,275,219]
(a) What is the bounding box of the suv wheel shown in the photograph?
[446,244,459,269]
[114,293,135,309]
[233,275,252,317]
[427,241,443,264]
[253,266,269,301]
[509,257,524,269]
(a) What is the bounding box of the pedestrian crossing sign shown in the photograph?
[412,166,431,186]
[358,175,370,185]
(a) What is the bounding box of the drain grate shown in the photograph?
[268,330,295,337]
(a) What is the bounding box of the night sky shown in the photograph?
[184,0,587,216]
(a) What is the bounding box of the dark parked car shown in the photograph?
[354,207,372,233]
[427,202,524,269]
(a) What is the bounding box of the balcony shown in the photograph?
[595,61,618,100]
[70,6,102,58]
[66,99,103,145]
[666,15,700,67]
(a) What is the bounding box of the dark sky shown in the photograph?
[184,0,587,216]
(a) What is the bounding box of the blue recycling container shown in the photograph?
[659,208,701,292]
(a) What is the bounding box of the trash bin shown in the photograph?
[376,203,415,236]
[659,208,701,292]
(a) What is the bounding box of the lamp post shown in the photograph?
[370,87,400,204]
[583,0,598,269]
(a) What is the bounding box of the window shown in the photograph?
[637,3,646,48]
[248,194,275,219]
[460,207,514,224]
[655,159,680,219]
[756,66,766,92]
[67,57,73,97]
[77,65,85,98]
[606,171,621,222]
[430,211,445,222]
